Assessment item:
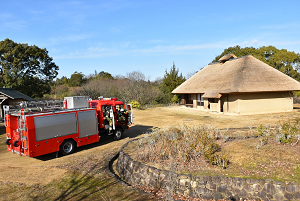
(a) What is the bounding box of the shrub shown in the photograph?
[277,121,299,144]
[252,119,300,145]
[129,100,141,108]
[136,125,229,171]
[170,95,180,103]
[257,124,264,136]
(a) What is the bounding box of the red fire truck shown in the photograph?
[4,96,133,157]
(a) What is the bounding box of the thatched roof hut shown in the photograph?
[173,54,300,114]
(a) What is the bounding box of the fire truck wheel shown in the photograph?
[113,128,123,141]
[60,140,75,155]
[6,138,11,145]
[13,140,19,147]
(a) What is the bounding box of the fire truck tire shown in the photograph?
[13,140,19,147]
[60,139,75,155]
[6,138,11,145]
[113,128,123,141]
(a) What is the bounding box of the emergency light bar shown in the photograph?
[98,97,118,101]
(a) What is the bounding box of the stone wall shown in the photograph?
[116,140,300,201]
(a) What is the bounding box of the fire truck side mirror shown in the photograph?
[127,104,132,112]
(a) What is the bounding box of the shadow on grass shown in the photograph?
[123,125,154,138]
[25,158,154,201]
[35,125,154,161]
[54,166,117,201]
[0,125,6,136]
[53,166,108,201]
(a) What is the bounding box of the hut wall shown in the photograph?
[184,91,292,115]
[193,99,197,108]
[204,99,209,109]
[236,91,293,114]
[221,95,228,112]
[189,94,196,108]
[226,94,239,114]
[197,105,204,110]
[210,100,220,112]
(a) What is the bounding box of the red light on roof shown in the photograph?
[100,98,118,101]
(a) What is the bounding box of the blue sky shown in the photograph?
[1,0,300,81]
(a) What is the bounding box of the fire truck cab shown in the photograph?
[88,96,133,140]
[4,96,133,157]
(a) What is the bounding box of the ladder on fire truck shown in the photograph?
[4,100,64,116]
[18,105,27,154]
[4,100,64,155]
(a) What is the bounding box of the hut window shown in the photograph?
[187,94,193,104]
[208,98,217,103]
[197,94,204,106]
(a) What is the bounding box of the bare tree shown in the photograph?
[67,71,165,105]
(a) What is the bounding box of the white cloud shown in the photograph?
[241,41,249,46]
[49,34,93,43]
[241,39,258,47]
[54,41,238,59]
[28,10,44,15]
[260,22,300,30]
[0,13,14,19]
[55,45,121,59]
[55,38,300,60]
[133,42,234,55]
[0,13,26,30]
[251,39,258,45]
[120,42,131,48]
[109,27,123,33]
[147,39,165,43]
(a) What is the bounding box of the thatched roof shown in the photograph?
[172,54,300,96]
[218,53,237,62]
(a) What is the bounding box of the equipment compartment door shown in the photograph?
[34,112,78,141]
[77,110,98,138]
[33,112,78,156]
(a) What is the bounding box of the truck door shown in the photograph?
[110,107,115,130]
[127,104,133,126]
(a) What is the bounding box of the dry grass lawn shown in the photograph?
[134,106,300,129]
[0,123,154,200]
[1,105,300,200]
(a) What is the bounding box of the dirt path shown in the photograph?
[1,106,300,186]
